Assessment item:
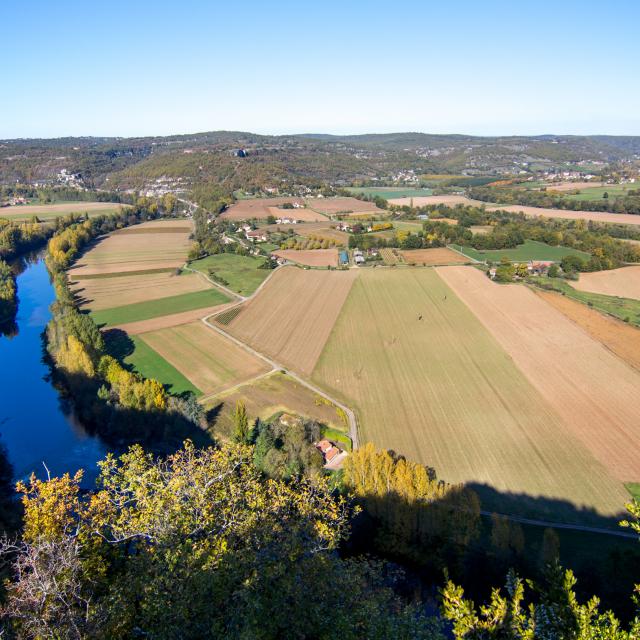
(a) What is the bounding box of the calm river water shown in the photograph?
[0,253,106,485]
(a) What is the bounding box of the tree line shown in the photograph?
[1,437,639,638]
[469,185,640,215]
[44,207,207,448]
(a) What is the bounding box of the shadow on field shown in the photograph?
[468,483,629,531]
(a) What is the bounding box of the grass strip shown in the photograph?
[91,288,229,326]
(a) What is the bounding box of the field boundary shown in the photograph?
[199,299,359,448]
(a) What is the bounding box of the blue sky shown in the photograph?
[1,0,639,138]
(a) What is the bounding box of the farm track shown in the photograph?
[196,267,360,448]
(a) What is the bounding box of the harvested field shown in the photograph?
[388,195,485,207]
[400,248,470,265]
[534,288,640,372]
[204,371,346,441]
[470,225,492,235]
[492,204,640,227]
[70,272,210,311]
[572,266,640,300]
[272,249,338,267]
[68,223,192,277]
[304,197,383,215]
[223,266,357,375]
[0,201,129,221]
[437,266,640,485]
[115,225,192,234]
[140,322,270,396]
[112,303,234,335]
[429,217,458,225]
[220,198,326,221]
[313,268,628,518]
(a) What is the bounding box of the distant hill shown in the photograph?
[1,131,639,209]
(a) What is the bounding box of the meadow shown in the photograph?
[312,268,629,519]
[121,335,201,396]
[189,253,270,295]
[563,184,634,201]
[91,289,230,326]
[449,239,590,262]
[345,187,433,199]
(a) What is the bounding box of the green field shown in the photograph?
[91,288,229,326]
[563,184,635,202]
[345,187,433,199]
[449,240,590,263]
[626,483,640,501]
[124,336,201,396]
[529,277,640,327]
[311,268,625,521]
[189,253,270,295]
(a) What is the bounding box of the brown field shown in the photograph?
[534,288,640,372]
[112,303,234,334]
[68,223,191,277]
[388,195,485,207]
[571,266,640,300]
[543,181,606,192]
[272,249,339,267]
[220,198,323,221]
[305,197,383,215]
[437,266,640,483]
[492,204,640,227]
[400,248,469,265]
[470,225,492,235]
[204,371,346,441]
[293,224,349,244]
[0,201,129,218]
[223,266,357,375]
[312,268,627,516]
[69,272,210,311]
[139,322,270,396]
[429,217,458,225]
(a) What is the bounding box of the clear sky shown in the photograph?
[2,0,639,138]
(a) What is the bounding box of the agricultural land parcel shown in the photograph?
[571,266,640,300]
[400,248,470,265]
[0,201,130,222]
[188,253,270,295]
[345,187,433,200]
[204,371,349,444]
[272,249,339,267]
[437,266,640,487]
[312,267,630,519]
[221,197,337,221]
[533,288,640,373]
[139,322,270,396]
[221,266,357,375]
[449,240,590,263]
[387,194,640,227]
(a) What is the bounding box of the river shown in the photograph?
[0,252,107,486]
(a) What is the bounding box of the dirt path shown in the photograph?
[199,311,359,449]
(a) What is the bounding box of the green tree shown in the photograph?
[233,400,250,443]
